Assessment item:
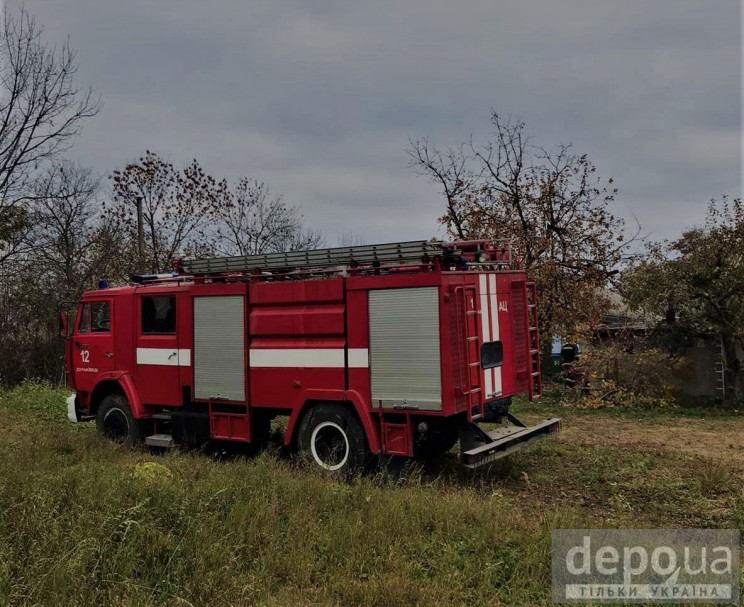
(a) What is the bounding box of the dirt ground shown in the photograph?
[560,415,744,472]
[495,410,744,528]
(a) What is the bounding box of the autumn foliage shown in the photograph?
[409,113,631,344]
[622,197,744,400]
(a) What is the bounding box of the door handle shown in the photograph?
[104,352,114,358]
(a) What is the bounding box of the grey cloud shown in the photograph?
[21,0,742,244]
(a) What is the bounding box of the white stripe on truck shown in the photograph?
[249,349,369,368]
[488,274,503,396]
[479,274,494,398]
[136,348,370,369]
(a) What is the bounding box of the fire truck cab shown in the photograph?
[63,240,559,472]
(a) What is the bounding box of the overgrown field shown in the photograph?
[0,383,743,606]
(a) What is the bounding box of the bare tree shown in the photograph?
[0,162,119,384]
[0,5,100,382]
[409,113,637,340]
[0,6,100,262]
[214,178,324,256]
[107,151,226,274]
[107,153,323,274]
[29,162,118,295]
[0,205,30,265]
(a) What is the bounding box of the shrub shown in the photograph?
[562,332,690,408]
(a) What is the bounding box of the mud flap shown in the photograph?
[457,416,561,468]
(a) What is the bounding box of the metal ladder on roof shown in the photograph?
[526,281,543,400]
[181,240,450,275]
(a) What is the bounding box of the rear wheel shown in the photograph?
[297,404,369,474]
[96,393,144,446]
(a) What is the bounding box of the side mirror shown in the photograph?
[59,311,68,337]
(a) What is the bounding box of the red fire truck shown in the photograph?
[62,239,559,472]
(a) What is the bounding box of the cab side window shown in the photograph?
[78,302,110,334]
[142,296,176,334]
[91,302,111,332]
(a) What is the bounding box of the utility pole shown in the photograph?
[136,195,144,270]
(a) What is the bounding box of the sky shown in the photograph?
[14,0,743,245]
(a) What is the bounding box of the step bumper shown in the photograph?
[145,434,174,448]
[460,418,561,468]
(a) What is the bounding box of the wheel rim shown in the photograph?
[310,421,350,471]
[102,407,129,442]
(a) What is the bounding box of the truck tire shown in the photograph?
[297,404,369,474]
[96,393,144,446]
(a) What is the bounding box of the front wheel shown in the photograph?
[297,404,369,474]
[96,393,145,446]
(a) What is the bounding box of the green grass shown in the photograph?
[0,382,742,606]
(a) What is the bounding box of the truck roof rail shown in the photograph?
[178,238,521,277]
[180,240,455,275]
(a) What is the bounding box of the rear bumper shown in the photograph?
[460,418,561,468]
